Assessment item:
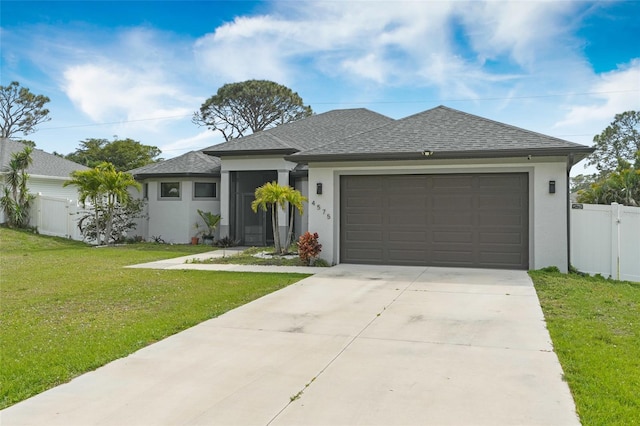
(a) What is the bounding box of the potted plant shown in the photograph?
[191,224,201,245]
[196,210,221,245]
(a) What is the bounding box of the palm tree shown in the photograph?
[196,209,221,243]
[0,146,34,228]
[65,167,106,244]
[64,162,140,244]
[97,163,141,244]
[283,188,306,250]
[251,181,307,254]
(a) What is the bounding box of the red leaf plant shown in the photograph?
[297,232,322,265]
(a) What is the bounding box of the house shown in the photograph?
[0,138,89,225]
[128,150,221,242]
[129,106,594,272]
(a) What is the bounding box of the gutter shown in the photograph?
[286,147,595,164]
[132,172,221,180]
[202,148,298,157]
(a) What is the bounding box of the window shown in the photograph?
[194,182,216,198]
[143,183,149,199]
[160,182,181,198]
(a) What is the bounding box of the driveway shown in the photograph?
[2,265,579,425]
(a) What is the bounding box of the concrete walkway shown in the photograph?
[1,265,579,425]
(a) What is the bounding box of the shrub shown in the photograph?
[297,232,322,266]
[77,199,146,244]
[215,236,238,247]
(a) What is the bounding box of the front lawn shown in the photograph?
[530,269,640,425]
[0,228,308,409]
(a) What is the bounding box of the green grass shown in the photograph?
[530,269,640,425]
[196,246,329,267]
[0,228,308,409]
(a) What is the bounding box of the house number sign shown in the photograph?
[311,200,331,220]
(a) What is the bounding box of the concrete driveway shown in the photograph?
[2,265,579,425]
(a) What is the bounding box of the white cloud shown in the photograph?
[160,130,223,156]
[556,59,640,128]
[6,0,637,162]
[457,1,578,68]
[193,2,459,86]
[63,63,193,127]
[189,0,601,113]
[59,27,201,132]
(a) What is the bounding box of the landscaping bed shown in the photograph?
[192,246,330,267]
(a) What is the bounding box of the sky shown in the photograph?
[1,0,639,175]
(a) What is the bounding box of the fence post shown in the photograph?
[66,199,73,239]
[610,203,621,280]
[36,192,43,230]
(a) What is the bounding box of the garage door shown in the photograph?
[340,173,529,269]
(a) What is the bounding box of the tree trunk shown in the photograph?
[284,204,295,254]
[271,204,281,254]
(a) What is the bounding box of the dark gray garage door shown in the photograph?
[340,173,529,269]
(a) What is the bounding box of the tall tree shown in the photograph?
[577,111,640,207]
[193,80,313,141]
[0,81,51,138]
[578,152,640,207]
[64,163,141,245]
[16,139,36,148]
[587,111,639,174]
[251,182,306,255]
[0,146,34,228]
[65,138,162,171]
[570,173,599,193]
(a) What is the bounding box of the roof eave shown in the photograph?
[132,172,221,180]
[202,148,298,157]
[287,147,596,164]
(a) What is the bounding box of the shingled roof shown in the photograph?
[128,150,221,178]
[287,106,594,162]
[202,109,394,156]
[0,139,88,178]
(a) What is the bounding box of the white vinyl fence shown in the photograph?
[31,194,86,241]
[571,203,640,282]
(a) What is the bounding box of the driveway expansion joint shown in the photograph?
[266,268,429,425]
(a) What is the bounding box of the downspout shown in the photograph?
[566,153,575,273]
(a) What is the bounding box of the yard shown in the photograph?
[2,228,639,423]
[531,269,640,425]
[0,228,308,409]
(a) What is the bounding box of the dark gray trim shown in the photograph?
[158,181,182,200]
[192,181,218,200]
[202,148,298,157]
[133,172,220,179]
[289,169,309,178]
[287,147,595,163]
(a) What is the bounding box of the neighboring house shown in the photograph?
[0,138,89,224]
[130,106,594,272]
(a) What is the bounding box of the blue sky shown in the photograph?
[2,0,639,174]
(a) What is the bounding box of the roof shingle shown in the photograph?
[0,139,88,178]
[288,106,594,161]
[128,151,221,178]
[202,109,394,155]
